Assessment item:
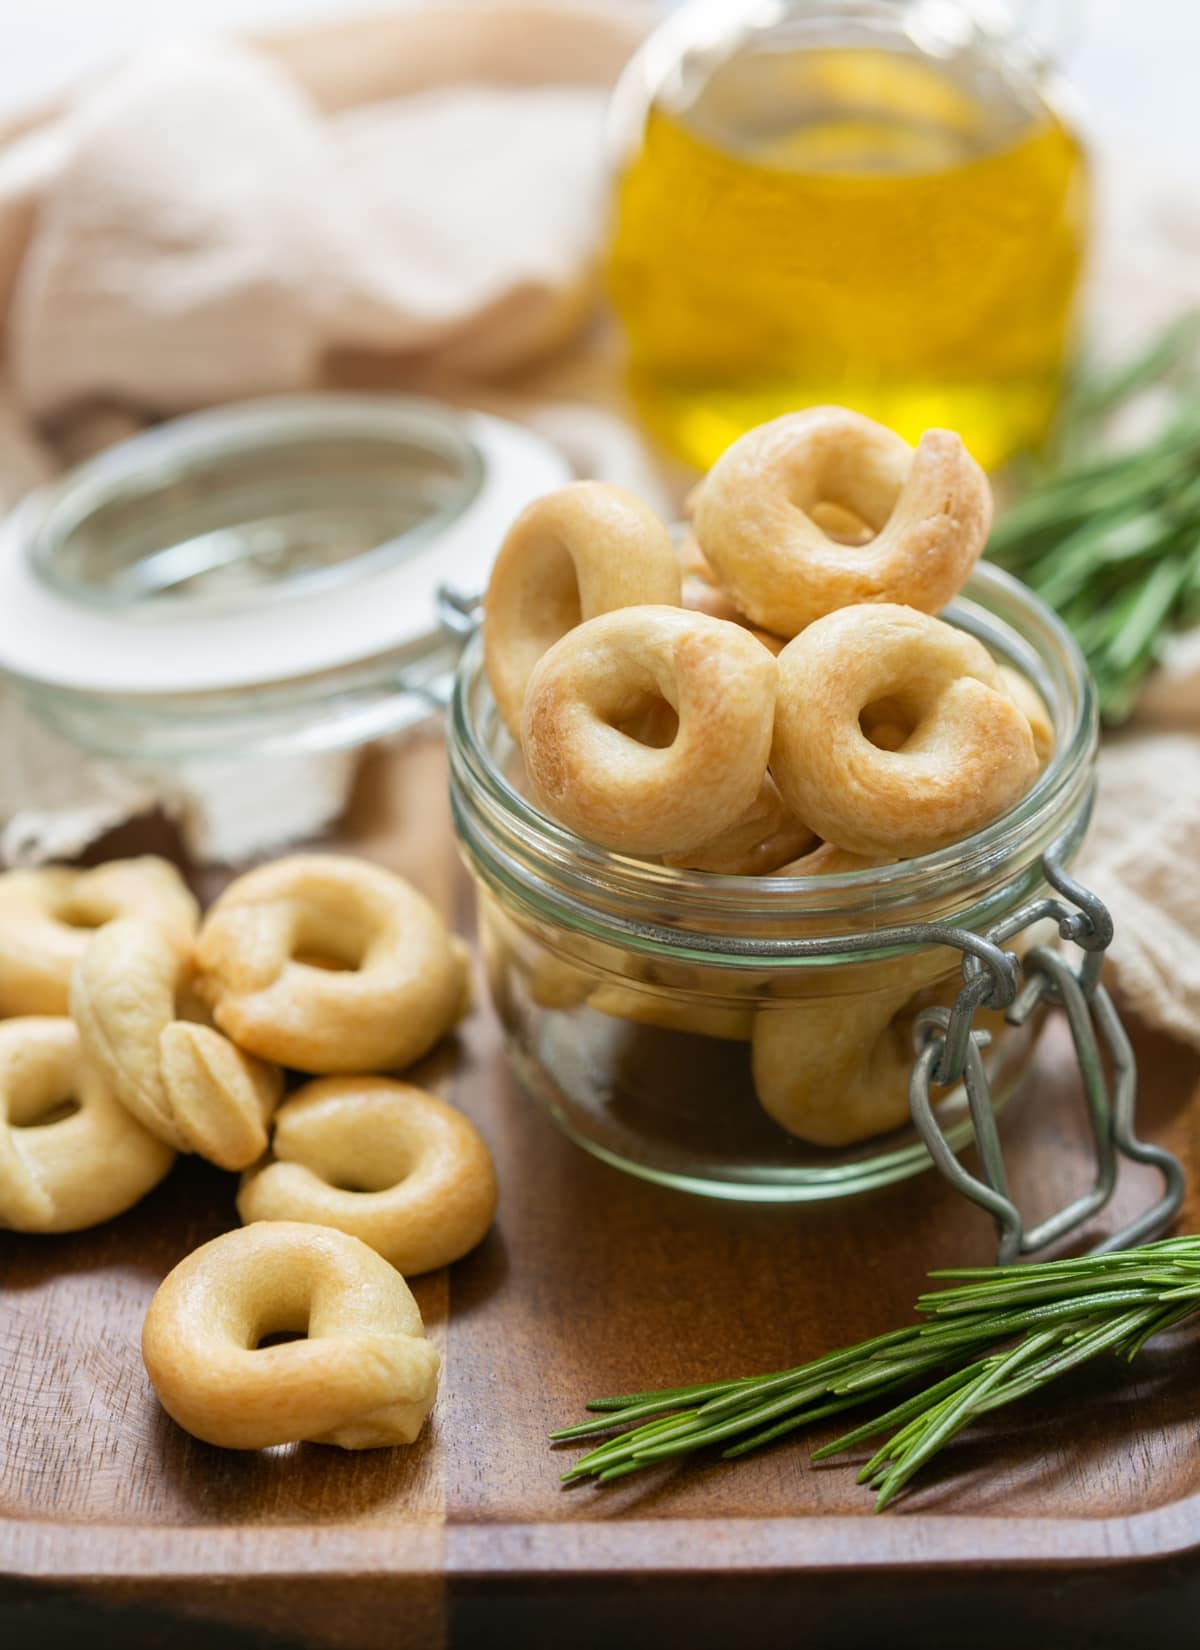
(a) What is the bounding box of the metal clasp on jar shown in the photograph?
[904,832,1185,1262]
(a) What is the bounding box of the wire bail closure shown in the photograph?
[904,834,1185,1263]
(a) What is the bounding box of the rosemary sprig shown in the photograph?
[987,312,1200,723]
[551,1236,1200,1509]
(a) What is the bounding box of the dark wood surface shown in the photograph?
[3,734,1200,1650]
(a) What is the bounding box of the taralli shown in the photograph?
[688,495,872,547]
[859,695,913,752]
[692,406,991,636]
[771,841,895,878]
[194,855,469,1074]
[477,894,597,1012]
[521,606,777,856]
[772,604,1039,858]
[662,775,815,876]
[680,534,746,623]
[483,480,681,736]
[588,973,754,1042]
[808,500,877,546]
[0,1017,175,1232]
[677,532,786,655]
[524,949,596,1011]
[238,1078,497,1275]
[0,857,198,1018]
[998,665,1055,767]
[71,920,282,1171]
[752,984,921,1146]
[141,1222,441,1450]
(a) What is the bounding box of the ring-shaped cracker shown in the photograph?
[194,855,469,1074]
[771,604,1038,858]
[0,1017,175,1232]
[693,407,991,637]
[751,984,920,1146]
[141,1221,440,1450]
[0,857,198,1018]
[71,919,282,1170]
[521,606,777,857]
[237,1078,497,1275]
[483,480,681,735]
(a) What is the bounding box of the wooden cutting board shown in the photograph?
[3,733,1200,1650]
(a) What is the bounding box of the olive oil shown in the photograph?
[609,45,1088,471]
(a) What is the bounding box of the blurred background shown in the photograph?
[3,1,1198,184]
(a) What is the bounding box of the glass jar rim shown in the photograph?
[28,394,486,618]
[0,394,569,702]
[449,562,1098,964]
[0,396,570,761]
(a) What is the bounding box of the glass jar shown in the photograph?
[0,395,567,862]
[607,0,1089,472]
[0,395,567,762]
[449,560,1097,1201]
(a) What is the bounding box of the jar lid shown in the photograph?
[0,395,568,697]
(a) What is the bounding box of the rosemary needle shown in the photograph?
[552,1236,1200,1509]
[987,311,1200,722]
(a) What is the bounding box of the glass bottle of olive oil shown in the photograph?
[608,1,1088,472]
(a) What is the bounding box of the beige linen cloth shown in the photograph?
[0,0,1197,1049]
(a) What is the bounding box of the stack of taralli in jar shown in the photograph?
[482,406,1054,1146]
[0,852,495,1453]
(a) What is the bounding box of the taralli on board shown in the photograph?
[194,855,469,1074]
[483,480,681,736]
[238,1077,497,1275]
[141,1221,441,1450]
[521,606,777,857]
[662,774,815,876]
[71,920,282,1171]
[0,1017,175,1232]
[771,604,1039,858]
[751,984,921,1146]
[692,406,991,637]
[0,857,198,1019]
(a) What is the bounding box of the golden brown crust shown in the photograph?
[662,774,815,875]
[141,1222,440,1450]
[587,976,754,1042]
[997,664,1055,767]
[692,407,991,637]
[521,606,777,857]
[770,841,895,878]
[0,857,198,1018]
[237,1077,497,1276]
[752,984,920,1146]
[483,480,681,737]
[677,531,786,653]
[193,855,468,1074]
[771,604,1038,858]
[0,1017,175,1232]
[71,919,281,1170]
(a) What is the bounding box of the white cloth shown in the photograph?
[1080,733,1200,1049]
[0,7,643,413]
